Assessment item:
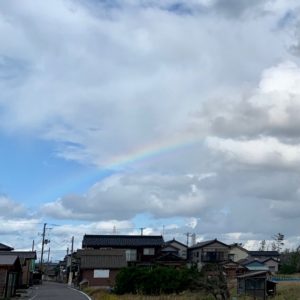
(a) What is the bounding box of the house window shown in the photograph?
[269,266,276,272]
[94,269,109,278]
[143,248,155,255]
[125,249,137,261]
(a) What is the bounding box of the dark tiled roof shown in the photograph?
[77,249,127,269]
[165,239,187,248]
[82,235,164,248]
[0,251,36,259]
[155,253,185,262]
[248,251,280,257]
[189,239,229,250]
[0,243,14,251]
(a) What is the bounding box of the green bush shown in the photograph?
[114,266,196,295]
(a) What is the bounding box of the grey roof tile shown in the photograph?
[82,235,164,248]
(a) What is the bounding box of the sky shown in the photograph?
[1,0,300,261]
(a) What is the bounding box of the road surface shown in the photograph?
[29,282,90,300]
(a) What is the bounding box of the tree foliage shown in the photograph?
[114,264,230,299]
[114,266,195,295]
[272,233,284,252]
[280,247,300,274]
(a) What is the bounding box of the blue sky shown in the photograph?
[1,0,300,259]
[0,134,106,205]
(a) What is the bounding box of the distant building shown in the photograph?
[0,251,36,287]
[163,239,188,259]
[188,239,230,270]
[82,235,164,265]
[77,249,127,287]
[0,255,21,298]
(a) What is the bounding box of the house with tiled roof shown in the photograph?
[248,251,280,261]
[188,239,230,270]
[82,235,164,265]
[0,251,36,287]
[164,239,188,259]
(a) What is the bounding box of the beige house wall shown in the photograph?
[169,241,187,259]
[229,247,248,262]
[264,260,278,273]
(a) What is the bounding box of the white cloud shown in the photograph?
[0,195,27,218]
[2,0,300,251]
[42,174,209,220]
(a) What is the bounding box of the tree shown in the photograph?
[192,264,230,300]
[259,240,266,251]
[272,233,284,252]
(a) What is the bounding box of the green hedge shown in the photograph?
[114,266,197,295]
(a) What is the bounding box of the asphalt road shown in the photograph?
[29,282,90,300]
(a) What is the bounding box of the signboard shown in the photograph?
[94,269,110,278]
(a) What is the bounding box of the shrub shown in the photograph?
[114,266,195,295]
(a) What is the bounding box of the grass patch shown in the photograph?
[84,282,300,299]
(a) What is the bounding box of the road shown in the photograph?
[29,282,90,300]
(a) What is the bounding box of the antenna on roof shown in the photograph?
[191,233,196,246]
[185,232,190,247]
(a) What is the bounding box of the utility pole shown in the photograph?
[40,223,47,272]
[32,240,35,251]
[185,232,190,247]
[139,227,145,236]
[47,247,51,263]
[68,236,74,286]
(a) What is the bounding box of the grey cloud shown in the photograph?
[213,0,266,18]
[42,174,210,220]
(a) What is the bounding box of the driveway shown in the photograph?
[25,282,90,300]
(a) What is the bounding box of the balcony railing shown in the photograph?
[201,252,228,262]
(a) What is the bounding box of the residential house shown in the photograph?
[163,239,188,259]
[248,251,280,261]
[247,251,279,274]
[263,258,279,273]
[229,243,249,262]
[77,249,127,287]
[82,235,164,265]
[220,260,247,278]
[237,270,276,298]
[155,252,186,268]
[0,251,36,287]
[188,239,230,270]
[0,255,22,299]
[239,258,270,272]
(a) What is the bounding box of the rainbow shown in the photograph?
[35,132,200,201]
[104,132,199,170]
